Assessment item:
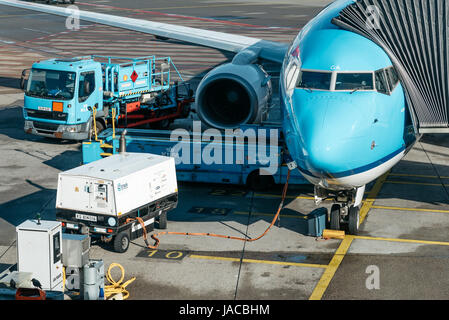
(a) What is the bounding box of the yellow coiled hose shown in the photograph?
[104,263,136,300]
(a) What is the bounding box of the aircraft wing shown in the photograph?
[0,0,289,63]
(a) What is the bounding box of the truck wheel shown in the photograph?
[113,232,130,253]
[157,211,167,229]
[91,120,105,139]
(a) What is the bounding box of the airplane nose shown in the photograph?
[293,93,372,175]
[304,130,355,175]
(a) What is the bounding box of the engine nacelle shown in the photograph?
[195,62,272,129]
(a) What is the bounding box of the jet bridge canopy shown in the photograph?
[332,0,449,133]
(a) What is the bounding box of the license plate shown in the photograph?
[75,213,97,222]
[37,106,51,111]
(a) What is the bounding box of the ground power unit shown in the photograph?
[55,152,178,252]
[16,220,63,291]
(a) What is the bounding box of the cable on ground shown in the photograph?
[127,170,292,250]
[104,263,136,300]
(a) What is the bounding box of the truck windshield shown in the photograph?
[26,68,76,100]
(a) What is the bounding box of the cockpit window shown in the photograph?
[386,66,399,91]
[335,73,374,91]
[375,69,389,95]
[297,71,332,90]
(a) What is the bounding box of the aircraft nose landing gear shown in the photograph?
[321,185,365,235]
[329,204,360,235]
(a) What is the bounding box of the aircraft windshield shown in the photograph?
[335,72,374,91]
[297,71,332,90]
[26,68,76,100]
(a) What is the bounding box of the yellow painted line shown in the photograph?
[233,210,307,219]
[309,172,388,300]
[189,254,327,269]
[309,235,354,300]
[385,180,446,187]
[353,235,449,247]
[371,205,449,214]
[389,173,449,179]
[360,171,390,224]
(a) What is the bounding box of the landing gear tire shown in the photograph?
[348,205,360,235]
[113,231,130,253]
[330,204,341,231]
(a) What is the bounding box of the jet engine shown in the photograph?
[195,62,272,129]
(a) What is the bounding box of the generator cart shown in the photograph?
[55,152,178,253]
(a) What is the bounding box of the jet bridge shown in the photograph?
[333,0,449,133]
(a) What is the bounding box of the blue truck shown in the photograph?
[20,55,192,140]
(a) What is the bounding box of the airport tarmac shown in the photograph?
[1,0,449,302]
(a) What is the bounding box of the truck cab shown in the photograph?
[22,57,103,140]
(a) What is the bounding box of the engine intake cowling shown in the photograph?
[195,62,272,129]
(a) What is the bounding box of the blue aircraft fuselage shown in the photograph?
[280,0,417,191]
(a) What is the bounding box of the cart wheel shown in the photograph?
[113,232,130,253]
[157,211,167,229]
[246,170,274,191]
[330,204,341,231]
[348,205,360,235]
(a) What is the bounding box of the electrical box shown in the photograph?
[62,233,90,268]
[306,208,327,237]
[55,152,178,218]
[16,219,63,291]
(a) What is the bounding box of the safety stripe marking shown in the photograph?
[308,235,354,300]
[189,254,327,269]
[119,89,151,97]
[131,217,155,232]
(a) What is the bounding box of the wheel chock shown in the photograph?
[322,229,345,240]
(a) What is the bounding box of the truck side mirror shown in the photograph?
[20,69,30,91]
